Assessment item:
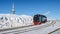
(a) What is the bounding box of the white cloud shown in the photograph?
[44,11,50,15]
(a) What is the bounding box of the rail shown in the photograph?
[48,28,60,34]
[0,21,56,34]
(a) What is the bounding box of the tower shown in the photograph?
[12,3,15,14]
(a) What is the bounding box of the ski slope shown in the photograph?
[0,14,60,34]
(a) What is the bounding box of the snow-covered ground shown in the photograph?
[0,14,60,34]
[0,14,33,29]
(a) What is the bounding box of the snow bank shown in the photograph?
[0,14,33,29]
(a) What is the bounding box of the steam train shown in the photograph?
[33,14,47,25]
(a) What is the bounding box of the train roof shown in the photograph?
[34,14,47,18]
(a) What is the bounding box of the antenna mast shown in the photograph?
[12,2,15,14]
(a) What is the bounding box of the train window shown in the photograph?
[42,17,46,21]
[34,16,38,21]
[39,16,41,21]
[41,15,47,23]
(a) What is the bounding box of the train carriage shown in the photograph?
[33,14,47,25]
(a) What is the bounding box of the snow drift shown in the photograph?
[0,14,33,29]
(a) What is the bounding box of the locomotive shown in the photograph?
[33,14,47,25]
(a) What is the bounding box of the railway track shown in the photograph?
[48,28,60,34]
[0,20,60,34]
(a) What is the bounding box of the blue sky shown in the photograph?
[0,0,60,19]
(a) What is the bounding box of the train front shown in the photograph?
[33,14,47,25]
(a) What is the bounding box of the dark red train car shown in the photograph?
[33,14,47,25]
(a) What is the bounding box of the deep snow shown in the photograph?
[0,14,60,34]
[0,14,33,29]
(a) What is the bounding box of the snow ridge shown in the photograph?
[0,14,33,29]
